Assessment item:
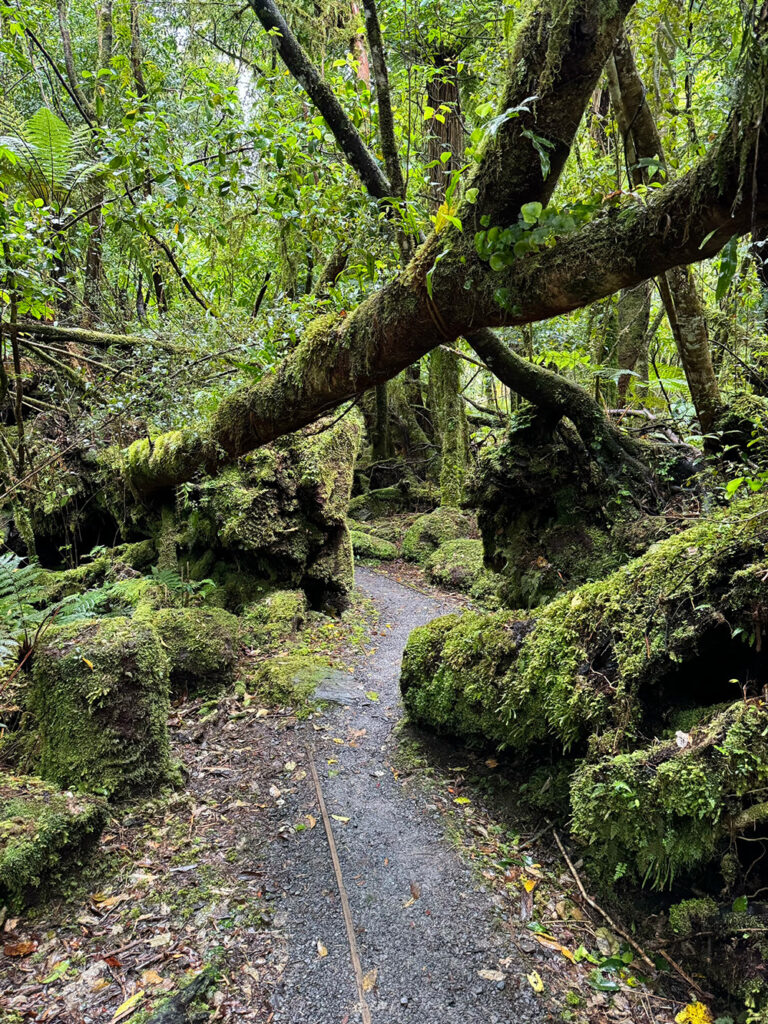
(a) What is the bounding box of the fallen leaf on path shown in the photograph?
[453,797,471,805]
[92,892,129,909]
[82,657,94,670]
[332,737,345,744]
[478,969,505,983]
[148,932,172,948]
[317,941,328,958]
[365,691,379,701]
[284,761,297,772]
[41,960,70,983]
[331,815,350,824]
[269,785,282,799]
[255,708,269,718]
[402,897,416,909]
[522,878,537,893]
[485,758,499,768]
[363,968,378,991]
[409,881,421,900]
[527,970,544,993]
[306,814,317,829]
[3,941,37,956]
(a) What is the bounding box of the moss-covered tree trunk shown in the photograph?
[425,53,470,505]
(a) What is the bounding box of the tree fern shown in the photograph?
[0,102,102,206]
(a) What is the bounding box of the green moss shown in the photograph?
[350,529,398,562]
[401,501,768,888]
[244,654,331,712]
[31,617,173,798]
[425,538,502,603]
[150,606,239,694]
[401,507,476,563]
[668,897,718,936]
[0,773,107,910]
[240,588,308,650]
[401,611,530,743]
[570,702,768,888]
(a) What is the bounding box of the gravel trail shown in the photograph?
[267,567,544,1024]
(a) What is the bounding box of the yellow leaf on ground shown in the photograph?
[530,932,577,963]
[331,815,350,823]
[111,990,145,1022]
[306,814,317,829]
[675,1003,713,1024]
[363,968,378,991]
[317,941,328,958]
[140,969,164,987]
[526,971,544,993]
[522,878,537,893]
[82,657,94,670]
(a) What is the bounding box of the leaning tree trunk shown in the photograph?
[610,28,724,432]
[426,52,469,506]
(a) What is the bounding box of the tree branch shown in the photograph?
[246,0,392,201]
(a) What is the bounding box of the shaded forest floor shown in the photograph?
[2,565,695,1023]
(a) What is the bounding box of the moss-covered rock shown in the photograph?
[150,606,239,694]
[244,654,332,710]
[31,617,173,798]
[0,773,107,910]
[401,507,477,563]
[240,588,308,650]
[350,529,398,561]
[425,538,502,603]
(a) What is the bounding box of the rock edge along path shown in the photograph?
[267,567,544,1024]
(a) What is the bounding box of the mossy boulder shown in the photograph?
[350,529,398,562]
[425,538,502,603]
[151,606,239,694]
[240,588,308,650]
[402,502,768,887]
[31,617,173,798]
[401,507,476,563]
[0,773,107,910]
[244,654,332,711]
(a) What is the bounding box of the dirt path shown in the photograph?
[266,567,544,1024]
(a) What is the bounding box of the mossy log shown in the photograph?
[115,0,767,496]
[31,617,174,798]
[0,773,107,910]
[401,503,768,885]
